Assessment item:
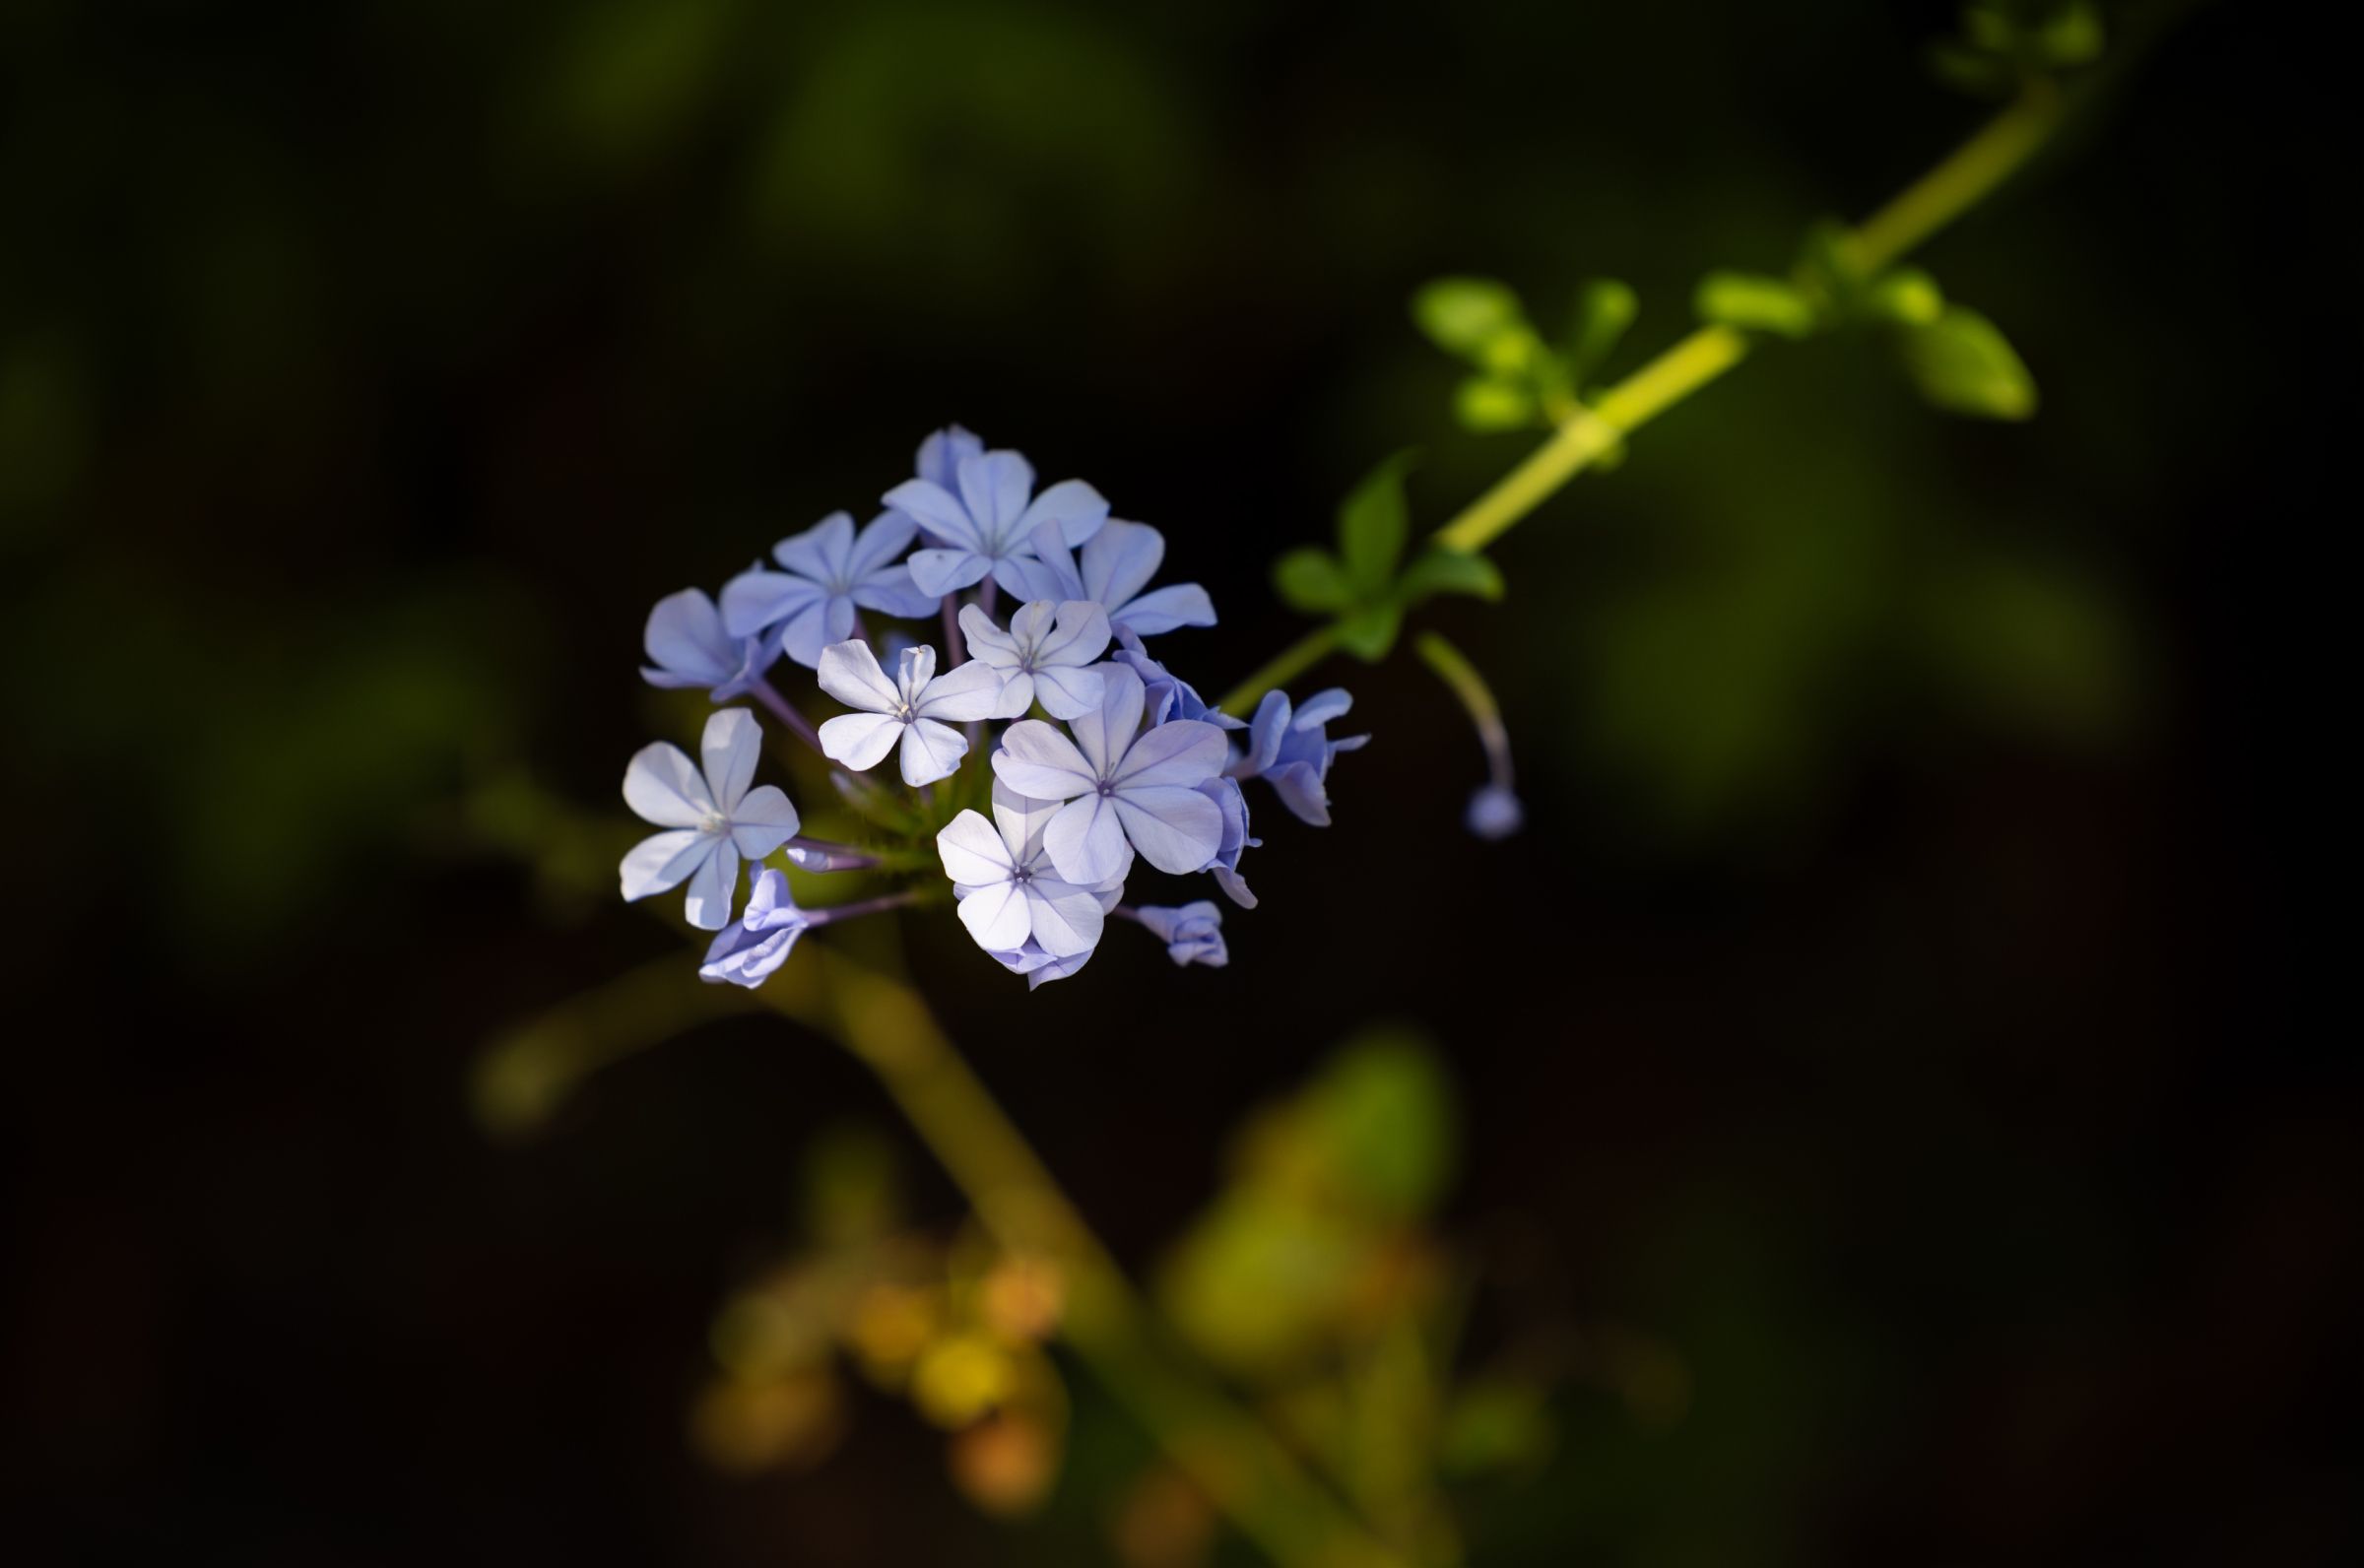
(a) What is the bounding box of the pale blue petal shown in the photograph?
[846,511,917,578]
[991,722,1096,801]
[643,588,736,685]
[728,784,800,858]
[773,511,855,583]
[816,640,899,713]
[989,778,1062,864]
[775,594,849,670]
[915,657,1005,722]
[910,547,991,598]
[937,810,1015,885]
[1030,663,1104,722]
[682,838,739,930]
[1264,760,1331,826]
[1111,786,1223,874]
[1113,583,1217,636]
[916,425,983,490]
[956,879,1033,952]
[849,565,938,619]
[883,479,981,552]
[897,717,968,786]
[1018,478,1110,547]
[719,569,827,640]
[1037,601,1111,668]
[1081,519,1163,607]
[620,828,709,901]
[1293,688,1354,731]
[1044,793,1128,884]
[1070,664,1146,780]
[1111,717,1225,790]
[1244,690,1291,775]
[700,708,762,814]
[819,711,902,771]
[958,450,1036,544]
[1023,879,1105,957]
[624,741,715,827]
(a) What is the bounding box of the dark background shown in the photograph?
[3,0,2353,1563]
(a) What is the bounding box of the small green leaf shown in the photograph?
[1397,547,1504,606]
[1273,547,1355,615]
[1336,451,1416,598]
[1566,278,1638,377]
[2028,0,2104,67]
[1694,271,1819,338]
[1793,220,1868,317]
[1412,278,1524,359]
[1866,267,1945,326]
[1900,304,2038,420]
[1476,325,1544,378]
[1333,602,1404,663]
[1453,376,1535,432]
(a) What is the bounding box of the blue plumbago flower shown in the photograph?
[1466,783,1525,840]
[1000,518,1216,638]
[641,588,778,699]
[1131,901,1228,968]
[1234,687,1371,827]
[886,446,1110,599]
[620,708,801,930]
[1112,628,1246,731]
[938,780,1125,959]
[915,424,983,490]
[816,640,1004,787]
[992,664,1228,884]
[957,599,1110,720]
[719,510,938,669]
[1198,776,1259,908]
[988,939,1097,990]
[698,868,811,987]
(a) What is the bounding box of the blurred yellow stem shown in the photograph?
[1217,80,2069,714]
[762,949,1416,1568]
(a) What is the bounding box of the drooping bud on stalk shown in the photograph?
[1413,630,1522,840]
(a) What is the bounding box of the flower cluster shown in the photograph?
[621,426,1365,988]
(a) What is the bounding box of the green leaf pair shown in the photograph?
[1694,228,2037,421]
[1273,453,1503,662]
[1933,0,2105,96]
[1412,275,1636,434]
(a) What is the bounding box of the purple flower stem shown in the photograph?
[750,677,825,755]
[787,835,880,872]
[940,594,965,665]
[806,888,925,927]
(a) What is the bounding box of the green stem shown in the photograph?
[770,951,1414,1568]
[1217,81,2069,715]
[1219,626,1339,718]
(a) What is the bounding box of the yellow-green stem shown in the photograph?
[770,950,1415,1568]
[1217,81,2068,715]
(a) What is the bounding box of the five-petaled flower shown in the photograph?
[641,588,777,700]
[697,868,810,987]
[1134,902,1228,968]
[720,510,938,668]
[620,708,801,929]
[937,781,1124,960]
[886,444,1110,599]
[816,640,1003,787]
[992,665,1228,884]
[1236,687,1370,827]
[1000,518,1216,638]
[958,599,1111,720]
